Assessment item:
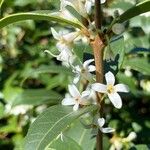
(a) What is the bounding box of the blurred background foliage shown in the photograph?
[0,0,149,149]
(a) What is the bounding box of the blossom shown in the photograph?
[51,27,79,52]
[62,84,90,111]
[73,59,96,83]
[45,27,80,63]
[92,71,129,109]
[97,118,115,133]
[60,0,88,18]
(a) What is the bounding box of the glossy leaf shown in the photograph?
[24,105,98,150]
[0,11,84,29]
[118,0,150,23]
[12,89,62,106]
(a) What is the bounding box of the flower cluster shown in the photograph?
[46,0,129,134]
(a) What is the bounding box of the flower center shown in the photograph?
[81,68,86,74]
[107,84,115,94]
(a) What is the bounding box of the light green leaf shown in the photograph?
[48,135,82,150]
[0,0,4,8]
[66,121,95,150]
[24,105,98,150]
[131,144,150,150]
[0,11,84,29]
[118,0,150,23]
[122,57,150,75]
[12,89,62,106]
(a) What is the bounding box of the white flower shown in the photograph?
[52,9,78,22]
[123,132,137,142]
[62,84,90,111]
[60,0,88,18]
[5,104,32,116]
[73,59,96,83]
[92,71,129,109]
[45,27,80,63]
[97,118,115,133]
[85,0,106,14]
[51,27,79,52]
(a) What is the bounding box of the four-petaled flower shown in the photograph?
[97,117,115,133]
[92,71,129,109]
[62,84,90,111]
[73,59,96,83]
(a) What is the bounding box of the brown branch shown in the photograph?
[95,0,102,29]
[91,35,105,150]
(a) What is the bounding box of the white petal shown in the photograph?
[51,28,61,40]
[101,127,115,133]
[88,65,96,72]
[60,9,78,21]
[92,83,107,93]
[85,1,93,14]
[81,90,90,98]
[115,84,129,93]
[68,84,80,98]
[63,31,79,42]
[73,75,80,84]
[73,103,79,111]
[83,59,94,68]
[105,71,115,85]
[101,0,106,4]
[108,92,122,109]
[61,98,75,105]
[97,118,105,127]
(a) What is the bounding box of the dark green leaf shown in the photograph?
[118,0,150,23]
[12,89,62,106]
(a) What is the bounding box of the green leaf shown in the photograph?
[22,65,73,79]
[130,144,150,150]
[24,105,98,150]
[12,89,62,106]
[118,0,150,23]
[122,57,150,75]
[48,135,82,150]
[110,36,125,69]
[66,121,95,150]
[0,11,84,30]
[0,0,4,8]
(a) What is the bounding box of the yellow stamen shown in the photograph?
[107,84,115,94]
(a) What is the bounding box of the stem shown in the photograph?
[92,1,105,150]
[95,0,102,29]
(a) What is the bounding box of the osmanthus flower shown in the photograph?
[62,84,90,111]
[45,27,80,63]
[73,59,96,84]
[97,118,115,133]
[60,0,88,18]
[92,71,129,109]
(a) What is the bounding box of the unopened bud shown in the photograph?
[112,23,125,35]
